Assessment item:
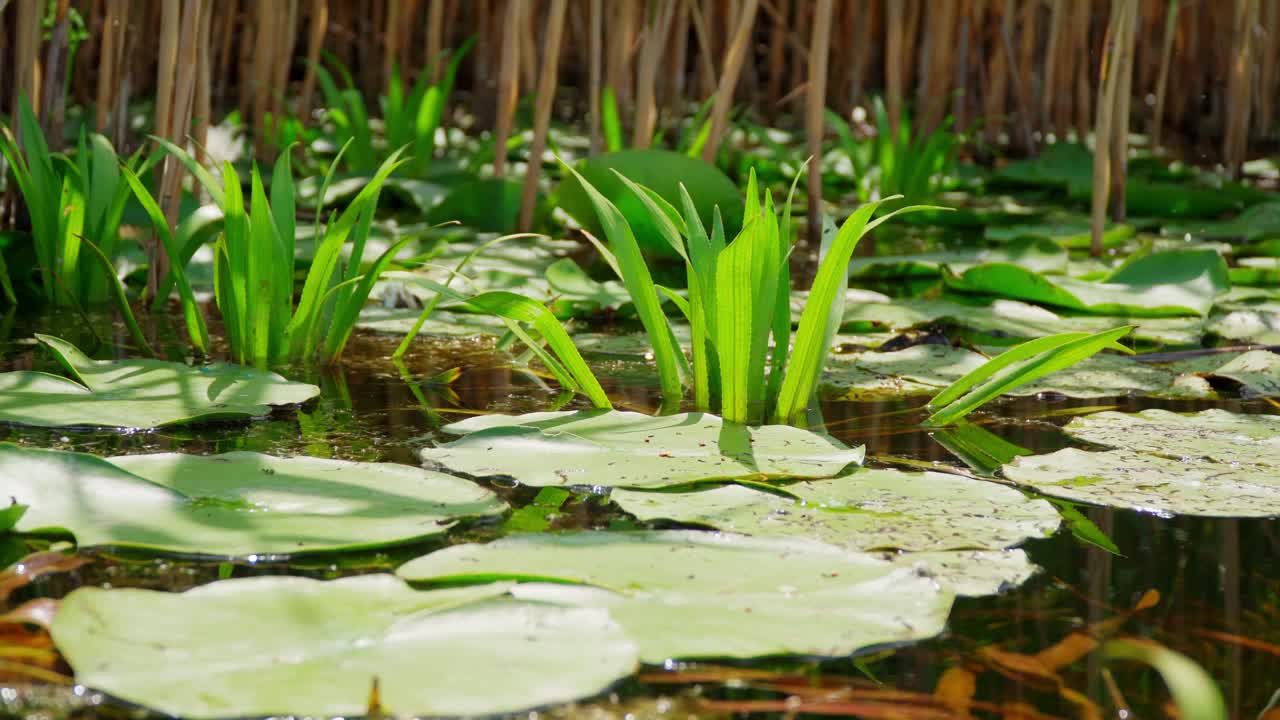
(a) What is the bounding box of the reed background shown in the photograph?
[0,0,1275,177]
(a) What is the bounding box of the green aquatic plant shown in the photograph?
[827,98,957,204]
[309,40,474,173]
[0,95,151,306]
[136,140,410,365]
[924,327,1134,426]
[571,166,937,425]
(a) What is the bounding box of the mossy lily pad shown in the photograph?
[610,469,1059,552]
[397,530,952,663]
[0,445,506,557]
[0,335,319,429]
[1002,409,1280,517]
[419,410,864,488]
[52,576,638,718]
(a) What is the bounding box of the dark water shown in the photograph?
[0,312,1277,720]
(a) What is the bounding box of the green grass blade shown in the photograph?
[602,86,623,153]
[246,165,278,366]
[220,161,250,363]
[1104,640,1225,720]
[565,166,684,403]
[77,234,154,357]
[120,165,209,353]
[148,136,225,204]
[925,326,1135,426]
[321,234,416,363]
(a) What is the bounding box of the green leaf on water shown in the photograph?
[52,575,638,718]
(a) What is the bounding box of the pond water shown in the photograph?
[0,309,1277,719]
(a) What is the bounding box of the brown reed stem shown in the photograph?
[518,0,567,232]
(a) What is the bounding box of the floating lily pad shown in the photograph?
[52,576,638,718]
[945,250,1229,317]
[610,470,1058,552]
[397,530,952,662]
[985,220,1135,250]
[848,238,1067,279]
[0,445,506,557]
[420,410,864,489]
[823,344,1280,401]
[1165,202,1280,243]
[883,550,1040,597]
[0,335,319,429]
[837,298,1204,346]
[1002,409,1280,516]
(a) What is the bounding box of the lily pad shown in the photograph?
[847,238,1067,279]
[0,335,319,429]
[985,220,1135,250]
[823,345,1280,401]
[0,445,506,557]
[1002,409,1280,516]
[420,410,864,488]
[837,297,1204,346]
[397,530,952,662]
[610,470,1058,552]
[52,576,638,718]
[944,250,1229,317]
[1165,201,1280,243]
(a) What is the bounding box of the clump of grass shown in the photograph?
[571,166,939,425]
[827,98,957,204]
[0,94,151,307]
[132,140,410,366]
[306,39,474,174]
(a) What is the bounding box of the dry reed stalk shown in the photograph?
[1040,0,1064,133]
[1071,0,1091,141]
[152,0,205,298]
[427,0,446,81]
[14,0,41,124]
[848,0,876,112]
[1110,0,1138,223]
[665,0,691,112]
[885,0,904,135]
[1223,0,1258,177]
[631,0,677,148]
[1090,0,1126,258]
[297,0,329,118]
[492,0,525,177]
[701,0,758,162]
[193,0,214,162]
[687,0,718,100]
[1257,0,1279,134]
[518,0,538,97]
[94,0,126,134]
[1151,0,1180,148]
[518,0,567,232]
[805,0,833,253]
[983,0,1013,145]
[918,0,957,134]
[766,0,789,119]
[588,0,602,154]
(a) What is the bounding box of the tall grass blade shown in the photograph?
[77,235,155,357]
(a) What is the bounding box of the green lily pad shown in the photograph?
[945,250,1229,317]
[397,530,952,662]
[0,445,506,557]
[0,335,320,429]
[985,220,1135,250]
[1165,202,1280,243]
[1002,409,1280,517]
[837,297,1204,346]
[848,238,1067,279]
[421,410,864,488]
[823,345,1280,401]
[610,470,1059,552]
[52,576,638,718]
